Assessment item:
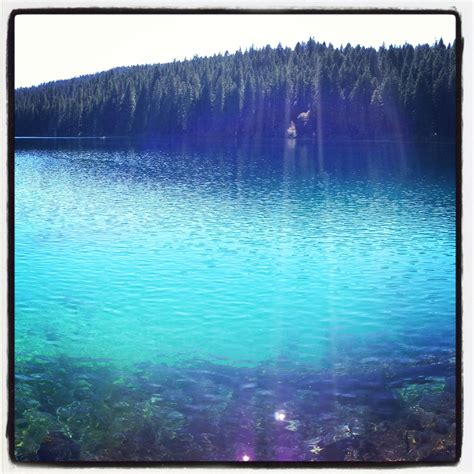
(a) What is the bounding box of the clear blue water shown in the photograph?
[14,138,457,462]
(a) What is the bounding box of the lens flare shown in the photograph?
[274,410,286,421]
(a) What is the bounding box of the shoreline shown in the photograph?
[14,136,457,145]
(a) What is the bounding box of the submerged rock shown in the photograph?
[15,355,457,463]
[37,431,80,462]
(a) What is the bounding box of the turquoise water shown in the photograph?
[14,138,457,462]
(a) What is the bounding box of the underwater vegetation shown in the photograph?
[14,352,457,463]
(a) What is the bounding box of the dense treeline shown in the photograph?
[15,38,456,140]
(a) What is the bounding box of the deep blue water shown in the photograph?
[14,138,457,462]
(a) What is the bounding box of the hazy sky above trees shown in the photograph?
[15,14,455,88]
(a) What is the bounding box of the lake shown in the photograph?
[14,138,457,462]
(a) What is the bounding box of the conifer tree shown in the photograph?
[15,38,456,140]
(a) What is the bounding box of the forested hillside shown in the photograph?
[15,38,456,140]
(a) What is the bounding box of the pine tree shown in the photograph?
[14,38,456,141]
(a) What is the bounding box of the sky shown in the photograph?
[15,13,456,88]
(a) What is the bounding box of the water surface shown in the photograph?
[14,138,457,462]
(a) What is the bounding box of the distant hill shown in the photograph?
[15,38,456,140]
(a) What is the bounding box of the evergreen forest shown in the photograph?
[15,38,456,140]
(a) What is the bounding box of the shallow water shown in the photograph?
[14,138,457,462]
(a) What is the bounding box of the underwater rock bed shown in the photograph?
[13,354,457,463]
